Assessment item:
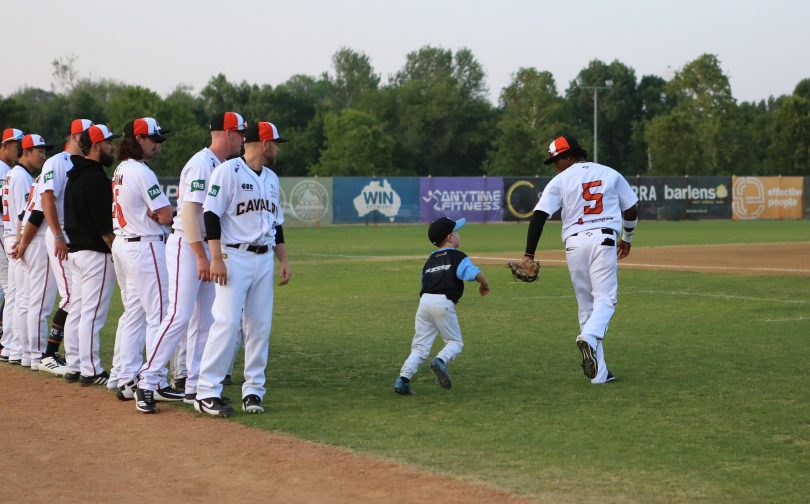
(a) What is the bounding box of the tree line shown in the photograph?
[1,48,808,178]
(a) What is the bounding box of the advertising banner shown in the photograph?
[502,177,553,221]
[333,177,420,224]
[419,177,503,223]
[805,177,810,219]
[279,177,333,226]
[158,177,181,208]
[627,176,731,220]
[732,176,804,220]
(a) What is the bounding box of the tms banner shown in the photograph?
[333,177,420,224]
[420,177,503,223]
[502,177,553,221]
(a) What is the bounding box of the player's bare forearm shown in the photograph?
[617,240,631,260]
[102,233,115,251]
[208,239,228,286]
[43,192,69,259]
[475,271,490,296]
[274,243,291,286]
[190,240,211,282]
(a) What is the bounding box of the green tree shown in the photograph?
[626,75,670,174]
[325,47,380,110]
[151,85,209,176]
[765,81,810,175]
[310,109,394,176]
[104,85,162,133]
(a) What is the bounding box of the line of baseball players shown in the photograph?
[0,111,290,417]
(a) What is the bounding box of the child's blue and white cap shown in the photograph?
[428,217,465,246]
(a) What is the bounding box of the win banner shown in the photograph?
[333,177,420,224]
[419,177,503,223]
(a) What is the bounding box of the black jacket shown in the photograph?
[64,155,113,253]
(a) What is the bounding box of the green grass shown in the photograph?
[96,220,809,503]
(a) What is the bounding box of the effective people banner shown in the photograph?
[732,176,804,220]
[419,177,503,223]
[332,177,420,223]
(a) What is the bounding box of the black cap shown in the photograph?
[544,135,587,165]
[244,121,288,143]
[428,217,466,246]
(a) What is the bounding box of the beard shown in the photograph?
[100,150,115,167]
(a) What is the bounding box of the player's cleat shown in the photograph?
[242,394,264,414]
[221,374,233,386]
[21,358,31,368]
[116,380,136,401]
[64,371,80,382]
[605,371,616,383]
[9,359,22,365]
[195,397,235,417]
[430,357,452,390]
[40,354,68,376]
[0,355,9,363]
[79,371,110,387]
[135,388,157,414]
[31,359,41,371]
[183,393,197,405]
[154,386,185,402]
[394,376,414,395]
[173,376,186,391]
[576,338,598,380]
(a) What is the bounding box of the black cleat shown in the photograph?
[195,397,235,417]
[242,394,264,414]
[154,386,185,402]
[576,338,597,380]
[64,371,81,382]
[79,371,110,387]
[135,388,157,414]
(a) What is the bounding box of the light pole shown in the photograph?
[575,77,613,163]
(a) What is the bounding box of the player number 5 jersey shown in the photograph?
[535,162,638,241]
[203,157,284,247]
[112,159,171,237]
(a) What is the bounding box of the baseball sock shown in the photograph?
[44,308,68,357]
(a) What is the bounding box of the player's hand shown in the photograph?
[11,242,23,260]
[210,257,228,286]
[196,256,211,282]
[479,281,490,297]
[146,209,159,222]
[53,236,68,260]
[617,240,631,260]
[279,261,291,286]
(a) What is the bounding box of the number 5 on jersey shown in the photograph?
[113,182,127,227]
[581,180,604,215]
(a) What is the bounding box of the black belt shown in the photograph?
[124,235,166,243]
[571,228,616,237]
[226,243,270,254]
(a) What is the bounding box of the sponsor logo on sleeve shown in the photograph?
[44,171,54,183]
[208,184,220,197]
[191,179,206,192]
[147,184,162,200]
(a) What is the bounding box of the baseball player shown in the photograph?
[195,121,291,417]
[6,134,53,368]
[394,217,490,395]
[0,128,23,361]
[521,136,638,384]
[62,124,120,385]
[134,112,246,412]
[14,119,93,376]
[108,118,181,409]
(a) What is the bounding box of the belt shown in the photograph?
[571,228,616,237]
[226,243,270,254]
[171,229,209,241]
[124,235,166,243]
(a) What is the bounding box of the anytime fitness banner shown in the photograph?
[279,177,333,226]
[332,177,420,224]
[732,176,804,220]
[419,177,503,223]
[626,176,732,220]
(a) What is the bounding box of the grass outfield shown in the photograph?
[97,220,809,503]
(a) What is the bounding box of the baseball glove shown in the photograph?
[507,258,541,283]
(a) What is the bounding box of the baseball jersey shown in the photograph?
[535,162,638,241]
[112,159,171,238]
[172,147,222,234]
[203,157,284,247]
[0,159,11,222]
[3,164,34,237]
[37,151,73,227]
[420,248,481,304]
[23,174,47,238]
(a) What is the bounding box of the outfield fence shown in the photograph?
[158,175,808,226]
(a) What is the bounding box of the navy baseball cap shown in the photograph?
[428,217,465,246]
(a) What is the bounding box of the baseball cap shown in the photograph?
[244,121,288,143]
[544,135,586,165]
[428,217,466,246]
[79,124,120,150]
[21,134,55,151]
[2,128,24,143]
[210,112,247,131]
[124,117,170,143]
[70,119,94,135]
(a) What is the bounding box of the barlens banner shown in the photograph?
[732,176,804,220]
[626,176,731,220]
[279,177,333,226]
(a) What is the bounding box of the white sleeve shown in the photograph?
[182,155,211,205]
[140,169,171,211]
[615,173,639,211]
[534,176,562,215]
[203,164,233,217]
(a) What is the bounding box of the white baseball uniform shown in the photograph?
[196,157,284,401]
[0,159,11,357]
[110,159,171,387]
[535,161,638,383]
[21,174,58,368]
[138,147,220,393]
[3,164,34,364]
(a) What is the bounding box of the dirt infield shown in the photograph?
[0,365,531,504]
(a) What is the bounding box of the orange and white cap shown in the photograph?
[70,118,94,135]
[2,128,24,143]
[544,135,585,165]
[21,134,54,151]
[244,121,288,143]
[79,124,120,150]
[210,112,247,131]
[124,117,170,143]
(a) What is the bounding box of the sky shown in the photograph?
[3,0,808,104]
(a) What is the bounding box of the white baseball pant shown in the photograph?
[0,236,14,358]
[23,238,58,366]
[45,229,78,369]
[565,231,619,384]
[196,247,275,401]
[138,233,213,392]
[10,238,29,365]
[399,293,464,380]
[64,250,116,377]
